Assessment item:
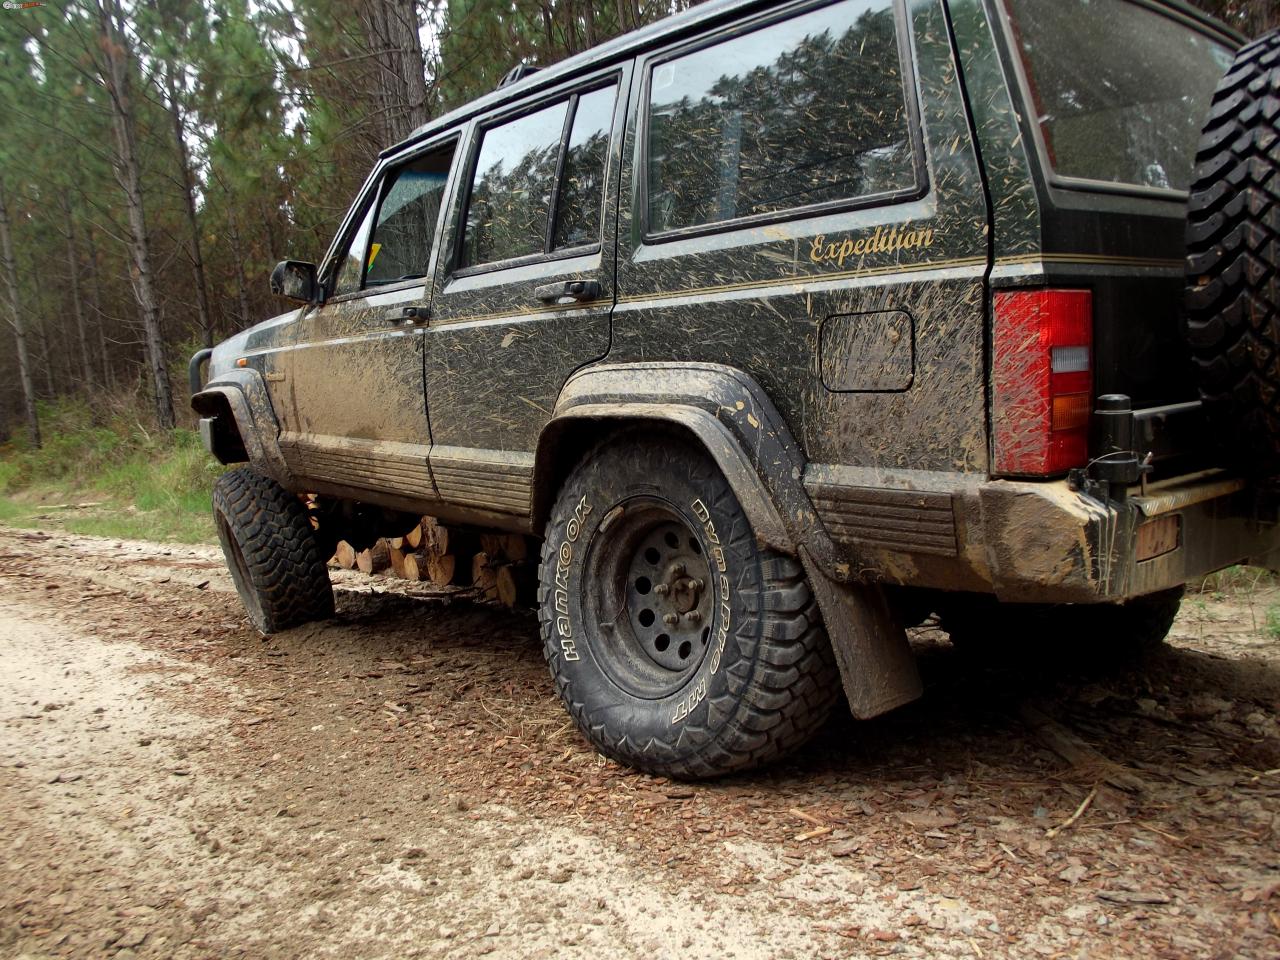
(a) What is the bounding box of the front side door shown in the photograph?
[423,67,630,525]
[276,137,459,504]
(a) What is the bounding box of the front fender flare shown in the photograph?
[192,369,291,483]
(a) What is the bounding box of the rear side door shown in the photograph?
[275,136,459,503]
[423,67,629,525]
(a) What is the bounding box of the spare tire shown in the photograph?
[1185,30,1280,476]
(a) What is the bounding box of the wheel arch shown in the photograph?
[534,362,836,568]
[534,362,924,721]
[192,369,291,482]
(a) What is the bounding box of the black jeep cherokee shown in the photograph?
[191,0,1280,778]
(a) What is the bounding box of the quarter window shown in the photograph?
[461,82,619,269]
[645,0,916,234]
[1003,0,1234,192]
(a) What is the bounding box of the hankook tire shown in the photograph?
[538,434,841,779]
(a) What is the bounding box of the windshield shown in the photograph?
[1004,0,1235,192]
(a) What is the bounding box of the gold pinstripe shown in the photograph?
[240,251,1184,353]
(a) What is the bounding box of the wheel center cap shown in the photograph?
[670,576,702,614]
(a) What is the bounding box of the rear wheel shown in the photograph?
[939,588,1184,659]
[538,435,841,779]
[213,467,335,634]
[1184,30,1280,474]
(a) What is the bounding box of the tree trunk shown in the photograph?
[98,0,174,430]
[84,226,115,392]
[228,214,252,329]
[0,182,40,447]
[165,69,214,348]
[36,320,55,398]
[60,193,94,391]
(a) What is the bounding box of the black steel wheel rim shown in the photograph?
[583,496,716,699]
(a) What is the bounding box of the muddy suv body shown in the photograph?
[193,0,1279,775]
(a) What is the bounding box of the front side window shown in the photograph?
[460,81,619,268]
[334,202,375,296]
[646,0,915,234]
[332,142,456,295]
[1004,0,1234,191]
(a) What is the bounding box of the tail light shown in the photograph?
[992,289,1093,476]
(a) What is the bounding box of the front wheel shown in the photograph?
[213,467,335,634]
[538,434,841,779]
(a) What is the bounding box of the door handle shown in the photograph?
[384,306,425,323]
[534,279,601,304]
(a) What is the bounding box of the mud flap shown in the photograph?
[799,548,922,719]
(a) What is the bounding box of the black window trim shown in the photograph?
[450,69,623,280]
[636,0,927,245]
[321,131,462,305]
[995,0,1239,203]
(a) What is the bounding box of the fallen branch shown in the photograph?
[1020,704,1146,793]
[789,807,826,827]
[1046,785,1097,839]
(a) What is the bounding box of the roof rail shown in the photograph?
[497,63,540,89]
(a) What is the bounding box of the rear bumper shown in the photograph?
[806,466,1280,603]
[979,470,1279,602]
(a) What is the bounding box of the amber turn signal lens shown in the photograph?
[236,357,248,368]
[1136,514,1181,562]
[1050,392,1090,432]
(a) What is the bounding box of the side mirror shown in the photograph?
[270,260,320,304]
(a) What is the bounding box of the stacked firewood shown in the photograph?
[328,517,534,607]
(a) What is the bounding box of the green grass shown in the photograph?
[0,397,224,544]
[1198,564,1278,597]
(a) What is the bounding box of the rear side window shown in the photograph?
[1004,0,1234,192]
[645,0,916,235]
[461,82,619,268]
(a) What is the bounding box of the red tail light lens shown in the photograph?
[992,289,1093,476]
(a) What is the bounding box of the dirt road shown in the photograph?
[1,526,1278,959]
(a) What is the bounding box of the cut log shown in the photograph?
[388,536,405,550]
[472,551,498,600]
[356,539,390,574]
[405,521,424,550]
[425,553,456,586]
[334,541,357,570]
[388,545,408,579]
[423,518,448,555]
[496,564,519,607]
[402,551,424,582]
[479,532,528,564]
[502,534,528,563]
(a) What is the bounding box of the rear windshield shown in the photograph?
[1004,0,1235,192]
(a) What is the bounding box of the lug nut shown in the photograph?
[654,583,669,596]
[671,562,686,577]
[685,610,702,623]
[694,578,705,591]
[663,613,679,626]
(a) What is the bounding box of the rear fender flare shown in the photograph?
[537,362,842,573]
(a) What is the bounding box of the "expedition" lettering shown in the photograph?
[809,225,935,268]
